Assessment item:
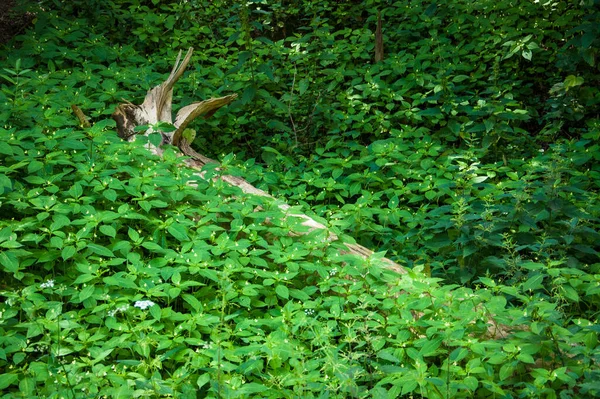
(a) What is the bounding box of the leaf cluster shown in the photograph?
[1,0,600,397]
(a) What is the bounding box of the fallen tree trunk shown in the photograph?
[110,47,407,275]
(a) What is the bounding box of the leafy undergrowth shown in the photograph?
[1,0,599,397]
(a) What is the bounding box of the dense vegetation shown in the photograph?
[1,0,599,397]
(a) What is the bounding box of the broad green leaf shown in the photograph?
[197,374,210,389]
[0,251,18,273]
[99,225,116,238]
[298,79,309,95]
[241,86,256,104]
[27,160,44,174]
[499,363,514,381]
[420,337,442,357]
[167,223,189,242]
[150,304,161,320]
[79,285,95,301]
[522,275,544,292]
[61,246,76,261]
[103,189,117,201]
[0,373,18,390]
[182,294,201,312]
[87,243,114,257]
[401,380,418,395]
[19,377,35,396]
[564,75,584,89]
[51,214,70,230]
[275,285,289,299]
[103,274,137,289]
[238,383,268,394]
[0,143,13,156]
[128,228,140,242]
[471,176,488,184]
[452,75,470,83]
[464,376,478,391]
[425,190,436,200]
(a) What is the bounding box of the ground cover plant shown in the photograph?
[1,0,599,397]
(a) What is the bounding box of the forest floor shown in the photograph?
[0,0,35,46]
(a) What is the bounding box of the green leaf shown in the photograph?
[182,294,202,312]
[141,241,164,252]
[0,142,14,156]
[61,246,76,261]
[128,228,140,242]
[150,304,161,320]
[257,63,274,80]
[471,176,488,184]
[167,223,189,242]
[0,373,18,390]
[149,132,162,147]
[73,273,96,284]
[298,79,309,95]
[499,363,514,381]
[0,251,18,273]
[0,174,11,194]
[87,243,114,257]
[27,160,44,174]
[463,376,478,391]
[103,189,117,201]
[79,285,95,301]
[401,380,418,395]
[425,190,436,200]
[564,75,584,89]
[452,75,470,83]
[275,285,289,299]
[1,237,22,249]
[561,285,580,302]
[419,337,442,357]
[99,225,116,238]
[520,262,543,270]
[448,120,461,135]
[197,374,210,389]
[241,86,256,104]
[103,274,137,289]
[522,275,544,292]
[238,383,268,394]
[51,215,70,230]
[289,288,310,301]
[19,377,35,396]
[69,183,83,198]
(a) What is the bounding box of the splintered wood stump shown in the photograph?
[111,47,407,275]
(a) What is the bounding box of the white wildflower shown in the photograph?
[40,280,54,289]
[134,300,155,310]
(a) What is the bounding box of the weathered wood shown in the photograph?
[112,47,407,275]
[71,104,91,128]
[172,96,238,146]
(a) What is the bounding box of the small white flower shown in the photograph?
[40,280,54,288]
[108,305,129,317]
[134,300,155,310]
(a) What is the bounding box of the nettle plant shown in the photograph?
[1,1,600,398]
[0,81,537,398]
